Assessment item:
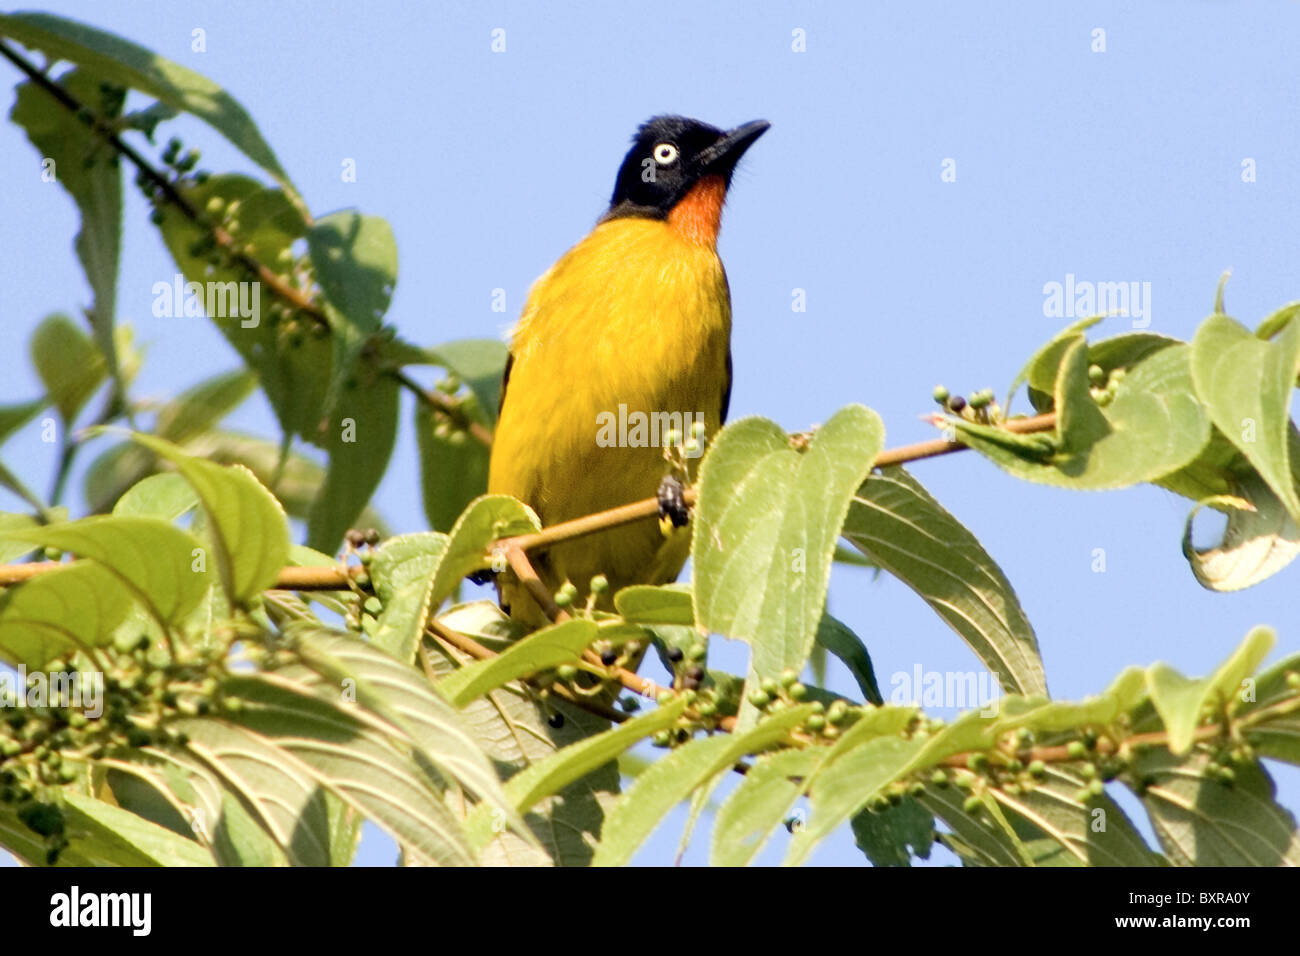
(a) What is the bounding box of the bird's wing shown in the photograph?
[498,351,515,418]
[720,349,733,424]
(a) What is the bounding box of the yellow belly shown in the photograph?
[488,216,731,620]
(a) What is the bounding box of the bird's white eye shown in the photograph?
[653,143,679,165]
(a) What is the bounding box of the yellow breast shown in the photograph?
[488,216,732,610]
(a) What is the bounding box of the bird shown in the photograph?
[488,115,769,625]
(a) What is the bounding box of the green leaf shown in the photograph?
[307,212,397,337]
[307,375,400,554]
[614,583,695,626]
[211,790,289,866]
[59,791,214,866]
[1135,749,1300,865]
[0,515,210,628]
[693,406,884,727]
[814,611,882,705]
[0,399,47,450]
[197,674,475,866]
[712,748,822,866]
[1241,652,1300,765]
[129,433,290,603]
[10,70,122,391]
[850,796,936,867]
[593,705,816,866]
[844,466,1046,696]
[153,174,326,440]
[437,618,600,707]
[958,339,1211,490]
[29,312,106,424]
[0,509,67,564]
[0,12,302,208]
[155,368,257,445]
[415,398,489,533]
[463,697,691,850]
[368,532,448,662]
[1146,627,1275,754]
[1181,477,1300,592]
[421,637,617,866]
[112,472,199,522]
[420,339,511,426]
[1190,313,1300,522]
[429,494,540,609]
[0,561,133,667]
[287,626,521,834]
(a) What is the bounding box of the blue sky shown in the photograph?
[1,1,1299,866]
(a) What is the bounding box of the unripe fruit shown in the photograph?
[1028,760,1046,778]
[747,689,771,709]
[805,714,826,732]
[826,701,849,725]
[556,664,578,683]
[779,669,798,688]
[788,683,808,701]
[589,574,609,594]
[931,769,949,788]
[962,796,982,815]
[933,384,949,404]
[651,730,671,748]
[760,677,780,697]
[1067,741,1087,759]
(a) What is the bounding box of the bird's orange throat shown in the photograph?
[667,175,727,246]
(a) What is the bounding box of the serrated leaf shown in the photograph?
[112,472,199,521]
[844,466,1045,696]
[593,705,815,866]
[368,532,448,662]
[463,698,690,850]
[0,515,210,628]
[430,494,539,609]
[59,791,214,866]
[1135,749,1300,865]
[0,561,132,667]
[438,618,599,707]
[193,674,475,866]
[694,406,884,728]
[287,626,522,836]
[130,433,289,603]
[712,748,822,866]
[414,339,511,426]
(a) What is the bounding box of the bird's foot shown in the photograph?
[657,475,690,530]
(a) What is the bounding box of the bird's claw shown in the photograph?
[657,475,690,529]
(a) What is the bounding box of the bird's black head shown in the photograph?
[605,115,769,221]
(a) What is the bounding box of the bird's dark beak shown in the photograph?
[697,119,770,177]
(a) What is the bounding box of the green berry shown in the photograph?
[805,714,825,732]
[656,691,675,706]
[556,664,578,683]
[747,689,771,709]
[826,701,849,725]
[1088,363,1106,386]
[966,753,988,772]
[788,683,807,701]
[932,384,949,404]
[962,796,982,815]
[651,730,671,748]
[589,574,609,595]
[779,669,799,688]
[687,643,707,662]
[931,769,949,788]
[1285,671,1300,689]
[760,677,780,698]
[1067,740,1087,759]
[1028,760,1046,778]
